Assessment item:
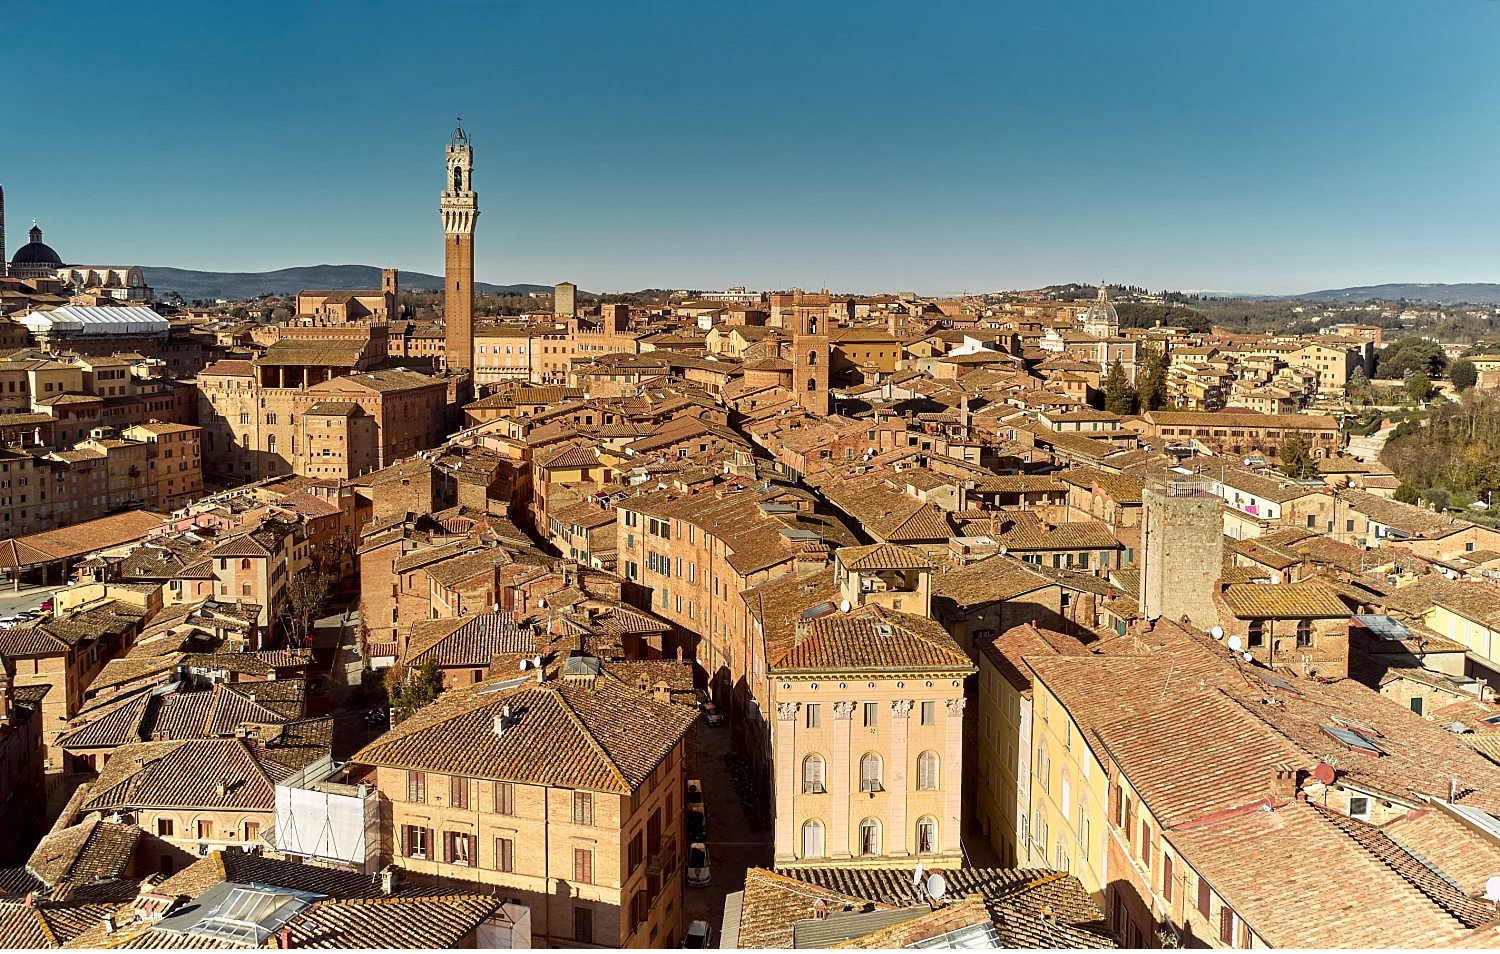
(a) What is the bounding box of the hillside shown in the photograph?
[142,265,558,301]
[1287,283,1500,305]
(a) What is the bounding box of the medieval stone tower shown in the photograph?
[0,183,7,278]
[792,303,830,416]
[441,122,478,371]
[1140,481,1224,631]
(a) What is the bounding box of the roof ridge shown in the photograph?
[548,685,631,793]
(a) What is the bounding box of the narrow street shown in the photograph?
[683,720,772,946]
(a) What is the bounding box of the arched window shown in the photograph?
[859,753,883,793]
[808,351,818,366]
[241,558,251,571]
[802,755,826,794]
[916,816,938,854]
[859,817,882,856]
[453,166,463,192]
[807,378,817,392]
[1060,770,1073,817]
[266,435,277,456]
[801,820,824,859]
[917,751,940,791]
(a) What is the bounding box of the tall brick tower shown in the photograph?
[441,121,478,371]
[792,304,830,415]
[0,183,7,278]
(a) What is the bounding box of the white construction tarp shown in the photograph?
[274,783,374,868]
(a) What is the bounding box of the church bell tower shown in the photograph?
[441,121,478,371]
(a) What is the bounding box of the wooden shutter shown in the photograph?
[1163,853,1174,903]
[1197,877,1211,918]
[495,837,514,872]
[574,847,593,884]
[1219,908,1234,946]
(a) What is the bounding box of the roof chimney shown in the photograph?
[380,866,401,896]
[101,914,117,935]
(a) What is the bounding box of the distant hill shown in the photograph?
[1286,283,1500,305]
[141,265,558,301]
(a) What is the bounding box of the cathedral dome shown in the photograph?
[12,223,62,267]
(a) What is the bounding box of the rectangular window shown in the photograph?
[450,776,470,810]
[407,770,426,803]
[1349,795,1370,819]
[806,703,821,729]
[157,818,174,837]
[574,907,594,945]
[574,792,594,826]
[629,831,643,871]
[445,831,474,866]
[495,837,514,872]
[1198,876,1211,917]
[493,781,514,815]
[403,825,429,859]
[1163,852,1173,902]
[863,702,878,727]
[197,820,213,840]
[920,701,935,725]
[573,847,594,884]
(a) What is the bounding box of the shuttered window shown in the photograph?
[1198,876,1211,918]
[917,751,940,791]
[493,781,514,815]
[450,776,469,810]
[574,847,594,884]
[494,837,514,873]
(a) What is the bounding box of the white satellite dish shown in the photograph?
[925,873,947,901]
[538,598,547,608]
[911,864,926,888]
[1242,652,1253,663]
[1452,721,1468,734]
[519,659,530,671]
[839,599,852,613]
[1485,875,1500,902]
[1227,635,1243,653]
[532,655,543,669]
[1210,626,1224,641]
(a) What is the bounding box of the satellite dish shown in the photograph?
[911,863,925,888]
[925,873,947,901]
[533,655,543,668]
[1210,626,1224,641]
[1485,875,1500,903]
[1452,721,1468,734]
[839,599,852,613]
[1227,635,1243,653]
[1242,652,1253,663]
[519,659,529,671]
[1312,762,1337,785]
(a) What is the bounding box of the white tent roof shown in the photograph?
[20,305,170,337]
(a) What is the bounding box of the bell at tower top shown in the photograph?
[450,115,468,147]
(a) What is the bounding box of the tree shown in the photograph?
[1278,432,1320,479]
[1376,337,1447,379]
[1423,487,1450,511]
[1451,358,1478,391]
[1405,370,1433,403]
[1349,366,1369,389]
[285,567,334,648]
[1103,358,1136,415]
[270,306,291,323]
[1135,345,1169,412]
[1393,483,1420,504]
[386,658,445,722]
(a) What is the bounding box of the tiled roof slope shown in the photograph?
[353,676,695,794]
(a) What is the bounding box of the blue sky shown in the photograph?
[3,0,1496,294]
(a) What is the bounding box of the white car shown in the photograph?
[687,842,711,888]
[683,920,712,948]
[701,701,724,726]
[686,778,703,808]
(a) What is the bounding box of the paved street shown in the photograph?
[683,721,772,946]
[0,582,68,619]
[1346,420,1396,463]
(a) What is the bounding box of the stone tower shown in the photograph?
[1140,481,1224,631]
[441,121,478,371]
[792,304,830,416]
[381,268,399,321]
[554,281,576,318]
[0,182,6,278]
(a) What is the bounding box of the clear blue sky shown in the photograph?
[4,0,1497,295]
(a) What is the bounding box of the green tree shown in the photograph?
[1135,345,1169,412]
[1451,358,1478,391]
[1405,370,1433,403]
[1278,432,1320,479]
[1103,358,1137,414]
[1393,483,1420,504]
[386,658,445,722]
[1423,487,1450,511]
[1376,337,1447,379]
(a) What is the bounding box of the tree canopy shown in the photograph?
[1103,358,1136,414]
[1450,358,1478,391]
[1375,337,1448,379]
[1382,392,1500,506]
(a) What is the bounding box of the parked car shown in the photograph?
[364,707,389,728]
[683,920,712,949]
[686,778,704,807]
[687,807,707,842]
[0,615,23,629]
[38,599,53,612]
[701,701,724,726]
[686,842,711,888]
[13,611,38,621]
